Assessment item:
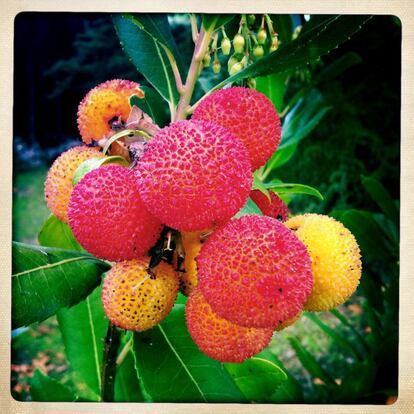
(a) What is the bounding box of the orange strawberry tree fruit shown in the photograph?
[12,14,373,403]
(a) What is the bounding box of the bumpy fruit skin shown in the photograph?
[285,214,362,311]
[186,288,273,363]
[192,87,281,170]
[102,258,179,331]
[68,164,162,261]
[197,215,313,329]
[136,120,252,232]
[180,232,203,296]
[44,146,103,223]
[250,190,289,221]
[77,79,144,144]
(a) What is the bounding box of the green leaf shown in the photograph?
[263,90,330,173]
[113,14,179,105]
[234,197,263,218]
[280,89,330,151]
[252,172,271,200]
[202,14,234,31]
[361,176,399,226]
[57,286,108,401]
[214,15,371,88]
[133,305,246,402]
[256,349,304,403]
[131,14,184,73]
[330,309,370,353]
[73,156,129,186]
[115,336,146,402]
[332,358,377,403]
[265,182,324,200]
[12,242,109,329]
[288,336,337,386]
[256,73,288,113]
[304,312,362,359]
[130,86,169,128]
[38,215,82,251]
[224,357,287,402]
[30,369,77,402]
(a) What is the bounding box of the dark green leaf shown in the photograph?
[202,14,234,31]
[214,15,371,87]
[113,14,178,105]
[57,286,108,401]
[234,197,263,218]
[265,182,323,200]
[288,336,337,386]
[130,14,184,74]
[115,336,146,402]
[270,15,293,44]
[304,312,362,359]
[12,242,109,329]
[224,357,287,402]
[130,86,169,128]
[284,52,362,113]
[133,305,246,402]
[38,215,82,251]
[337,209,393,262]
[30,369,77,402]
[361,176,399,227]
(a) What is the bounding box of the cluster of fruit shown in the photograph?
[44,79,362,363]
[202,14,280,76]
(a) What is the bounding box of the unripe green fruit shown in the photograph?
[270,36,279,52]
[233,34,245,54]
[213,60,221,74]
[247,78,256,89]
[227,55,239,72]
[247,14,256,26]
[257,28,267,45]
[229,61,243,76]
[253,45,264,58]
[221,37,231,55]
[203,52,211,67]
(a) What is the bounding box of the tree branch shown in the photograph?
[101,323,122,402]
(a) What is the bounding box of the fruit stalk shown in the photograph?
[100,323,122,402]
[174,20,216,121]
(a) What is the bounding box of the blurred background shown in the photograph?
[12,13,400,403]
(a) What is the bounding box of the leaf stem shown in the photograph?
[161,45,185,95]
[116,337,133,366]
[101,323,122,402]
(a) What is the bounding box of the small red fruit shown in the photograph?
[192,87,281,170]
[186,288,273,363]
[197,215,313,329]
[250,190,289,221]
[68,164,162,261]
[136,120,252,232]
